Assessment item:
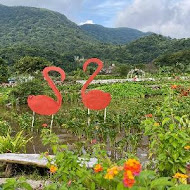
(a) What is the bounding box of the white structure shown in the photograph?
[74,56,85,63]
[127,69,145,79]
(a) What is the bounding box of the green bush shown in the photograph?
[8,79,45,105]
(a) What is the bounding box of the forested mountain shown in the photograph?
[0,4,190,72]
[0,4,98,52]
[110,34,190,64]
[80,24,152,44]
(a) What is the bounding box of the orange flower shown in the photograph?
[124,159,141,176]
[123,170,135,188]
[49,165,58,173]
[42,123,48,128]
[173,172,188,179]
[184,145,190,150]
[171,85,178,89]
[145,114,153,118]
[94,164,103,173]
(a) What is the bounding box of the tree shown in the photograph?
[0,58,9,83]
[15,56,51,75]
[115,65,132,76]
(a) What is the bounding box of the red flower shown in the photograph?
[181,90,189,97]
[94,164,103,173]
[42,123,48,128]
[145,114,153,118]
[123,170,135,188]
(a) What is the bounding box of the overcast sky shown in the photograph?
[0,0,190,38]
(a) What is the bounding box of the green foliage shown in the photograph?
[0,4,190,73]
[111,35,190,65]
[0,118,11,136]
[0,58,9,83]
[15,56,51,74]
[115,65,132,76]
[154,50,190,73]
[132,170,174,189]
[99,82,162,99]
[17,112,37,131]
[0,4,97,53]
[141,93,190,176]
[0,87,11,105]
[0,131,32,153]
[2,177,32,190]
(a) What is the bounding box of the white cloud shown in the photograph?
[79,20,94,25]
[115,0,190,38]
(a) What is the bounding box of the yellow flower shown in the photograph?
[104,166,119,180]
[50,165,58,173]
[154,123,160,127]
[184,145,190,150]
[179,178,187,184]
[173,172,188,179]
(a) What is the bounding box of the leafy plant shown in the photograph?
[0,131,32,153]
[141,91,190,176]
[2,177,32,190]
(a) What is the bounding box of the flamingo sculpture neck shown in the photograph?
[43,67,65,106]
[81,58,103,96]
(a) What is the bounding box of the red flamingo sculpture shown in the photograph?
[27,66,65,131]
[81,58,111,123]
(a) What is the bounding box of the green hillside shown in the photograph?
[0,4,98,53]
[0,4,190,70]
[110,34,190,64]
[80,24,152,44]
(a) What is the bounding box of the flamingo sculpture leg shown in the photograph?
[27,66,65,132]
[31,111,35,132]
[81,58,111,124]
[88,108,90,126]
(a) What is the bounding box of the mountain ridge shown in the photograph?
[80,24,152,44]
[0,4,98,53]
[0,4,190,70]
